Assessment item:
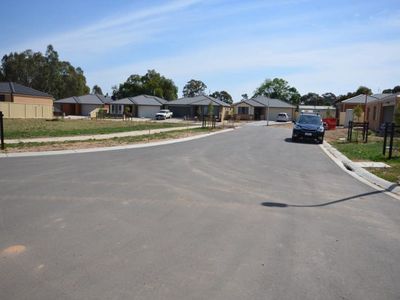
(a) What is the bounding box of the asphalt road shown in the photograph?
[0,125,399,300]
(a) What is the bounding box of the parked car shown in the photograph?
[155,109,173,120]
[276,112,290,122]
[292,113,325,144]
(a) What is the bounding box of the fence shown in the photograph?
[201,115,216,128]
[347,121,369,143]
[0,111,4,150]
[382,123,400,159]
[0,102,53,119]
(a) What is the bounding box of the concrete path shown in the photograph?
[5,125,201,144]
[0,126,399,299]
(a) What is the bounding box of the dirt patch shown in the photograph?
[269,123,293,129]
[324,128,348,143]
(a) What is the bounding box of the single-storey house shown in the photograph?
[54,94,113,116]
[337,94,387,113]
[336,94,387,125]
[166,95,230,120]
[0,82,53,118]
[233,96,296,121]
[366,93,400,132]
[298,105,336,118]
[110,95,166,118]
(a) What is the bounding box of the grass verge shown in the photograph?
[333,141,400,183]
[4,119,188,139]
[2,127,221,153]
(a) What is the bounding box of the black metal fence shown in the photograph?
[201,115,216,128]
[0,111,4,150]
[383,123,400,159]
[347,121,369,143]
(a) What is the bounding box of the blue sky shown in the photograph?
[1,0,399,100]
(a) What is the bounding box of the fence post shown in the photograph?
[389,123,395,159]
[383,123,388,155]
[365,122,369,143]
[0,111,4,150]
[347,121,350,141]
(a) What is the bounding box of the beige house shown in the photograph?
[366,93,400,132]
[233,96,296,121]
[0,82,53,118]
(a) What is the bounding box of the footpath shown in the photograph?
[5,125,201,144]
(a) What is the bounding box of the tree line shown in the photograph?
[1,45,398,105]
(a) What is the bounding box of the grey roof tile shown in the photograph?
[168,95,230,107]
[0,82,52,98]
[341,94,387,104]
[55,94,113,104]
[251,96,295,108]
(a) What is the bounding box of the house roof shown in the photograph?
[299,105,336,110]
[233,99,265,107]
[234,96,295,108]
[341,94,387,104]
[167,95,230,107]
[252,96,296,108]
[54,94,112,105]
[111,95,165,106]
[0,82,52,98]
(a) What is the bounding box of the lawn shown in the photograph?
[333,140,400,183]
[3,127,218,152]
[4,119,188,139]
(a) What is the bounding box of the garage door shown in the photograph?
[138,106,161,118]
[81,105,100,116]
[267,108,293,121]
[383,106,394,123]
[168,106,191,118]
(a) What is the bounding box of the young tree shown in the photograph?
[353,104,363,121]
[207,101,214,120]
[182,79,207,97]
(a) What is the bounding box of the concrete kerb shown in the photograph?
[320,141,400,199]
[0,128,235,158]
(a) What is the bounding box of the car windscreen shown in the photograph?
[297,115,321,125]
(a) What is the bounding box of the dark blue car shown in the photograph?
[292,113,325,144]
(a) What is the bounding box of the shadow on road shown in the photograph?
[284,137,319,145]
[261,190,385,208]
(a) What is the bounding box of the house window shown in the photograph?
[238,107,249,114]
[111,105,123,115]
[0,95,5,102]
[373,106,376,121]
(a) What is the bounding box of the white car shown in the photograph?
[276,112,290,122]
[155,109,173,120]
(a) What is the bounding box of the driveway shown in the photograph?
[0,126,399,299]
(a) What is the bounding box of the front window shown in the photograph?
[238,107,249,114]
[0,95,5,102]
[111,105,123,114]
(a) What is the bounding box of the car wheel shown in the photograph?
[317,138,324,144]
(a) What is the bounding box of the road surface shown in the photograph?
[0,125,399,299]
